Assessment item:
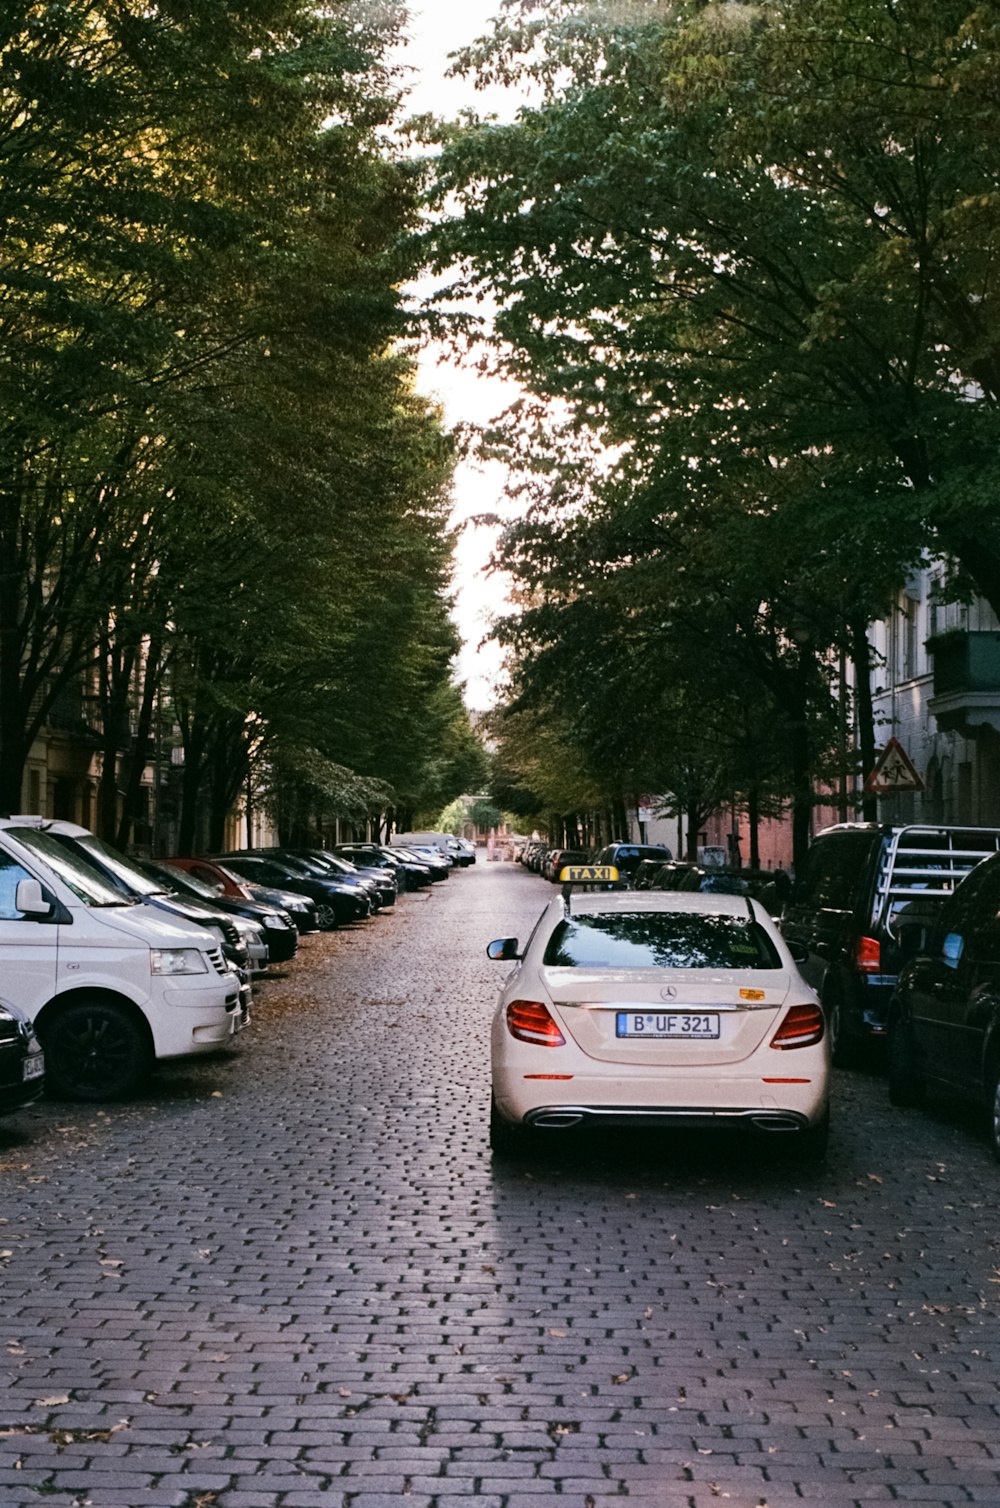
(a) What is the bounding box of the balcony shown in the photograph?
[927,629,1000,735]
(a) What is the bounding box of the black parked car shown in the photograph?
[273,848,396,909]
[392,844,450,882]
[887,850,1000,1159]
[780,823,1000,1065]
[593,842,674,887]
[164,857,319,935]
[335,843,432,892]
[149,860,299,964]
[218,853,370,930]
[0,998,44,1115]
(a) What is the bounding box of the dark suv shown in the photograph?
[780,823,1000,1064]
[887,851,1000,1158]
[593,842,674,888]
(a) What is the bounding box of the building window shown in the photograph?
[928,570,969,639]
[899,597,918,680]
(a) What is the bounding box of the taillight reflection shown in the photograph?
[770,1003,825,1050]
[506,999,566,1047]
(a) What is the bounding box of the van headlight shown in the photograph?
[150,948,209,976]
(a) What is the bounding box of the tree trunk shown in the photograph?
[0,480,28,811]
[685,802,700,861]
[177,719,210,855]
[787,653,813,874]
[850,619,879,823]
[747,785,760,870]
[612,796,629,839]
[96,633,137,842]
[118,636,164,852]
[206,727,249,854]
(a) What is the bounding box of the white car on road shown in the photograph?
[488,870,830,1161]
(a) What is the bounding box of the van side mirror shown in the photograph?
[16,877,54,920]
[487,937,520,962]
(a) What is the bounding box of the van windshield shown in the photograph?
[50,833,167,899]
[9,829,132,907]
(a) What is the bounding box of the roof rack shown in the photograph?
[873,824,1000,928]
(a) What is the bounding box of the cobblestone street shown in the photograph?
[1,860,999,1508]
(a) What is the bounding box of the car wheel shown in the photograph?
[825,988,858,1068]
[489,1095,533,1159]
[988,1070,1000,1163]
[887,1013,925,1108]
[314,904,338,931]
[41,998,152,1102]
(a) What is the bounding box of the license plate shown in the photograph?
[22,1053,44,1081]
[616,1012,720,1040]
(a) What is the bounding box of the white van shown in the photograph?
[0,819,241,1101]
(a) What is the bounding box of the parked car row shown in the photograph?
[778,821,1000,1160]
[0,821,470,1112]
[519,840,676,883]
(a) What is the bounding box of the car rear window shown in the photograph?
[542,912,783,970]
[795,833,874,910]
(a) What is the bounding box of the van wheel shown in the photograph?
[887,1014,925,1108]
[41,999,152,1102]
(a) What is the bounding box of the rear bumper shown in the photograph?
[523,1103,812,1133]
[493,1060,828,1130]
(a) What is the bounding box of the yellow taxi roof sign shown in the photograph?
[558,864,620,884]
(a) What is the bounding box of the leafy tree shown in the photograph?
[0,0,477,850]
[426,0,999,860]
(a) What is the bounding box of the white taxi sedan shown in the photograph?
[487,872,830,1161]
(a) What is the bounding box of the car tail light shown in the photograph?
[854,935,881,973]
[506,999,566,1047]
[770,1003,825,1050]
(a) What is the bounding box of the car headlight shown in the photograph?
[0,1003,27,1042]
[265,915,290,930]
[150,948,209,976]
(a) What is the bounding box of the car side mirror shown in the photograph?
[786,940,809,967]
[15,877,55,920]
[487,937,520,962]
